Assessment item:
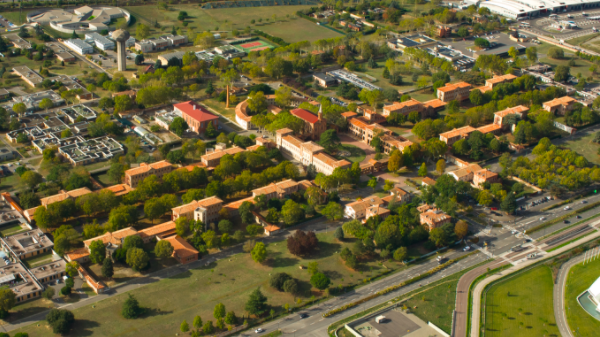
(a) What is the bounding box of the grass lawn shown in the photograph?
[22,251,53,269]
[93,172,115,187]
[0,174,20,192]
[403,276,460,333]
[12,232,405,337]
[565,256,600,337]
[125,5,326,42]
[4,297,54,323]
[0,11,27,25]
[332,144,366,163]
[1,55,86,79]
[483,265,559,337]
[0,223,25,237]
[203,98,237,121]
[82,161,112,173]
[355,61,433,94]
[563,131,600,165]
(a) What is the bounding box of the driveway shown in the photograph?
[338,134,375,165]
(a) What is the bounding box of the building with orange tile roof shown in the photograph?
[436,82,472,102]
[163,235,198,264]
[420,209,452,231]
[476,123,502,136]
[312,152,352,175]
[341,111,358,120]
[99,183,133,197]
[381,186,411,205]
[65,247,90,264]
[365,205,390,221]
[138,220,177,243]
[83,227,139,249]
[348,119,392,145]
[223,196,254,217]
[40,187,92,207]
[448,164,482,182]
[124,160,173,188]
[344,195,385,219]
[360,158,389,174]
[200,146,245,168]
[473,168,501,188]
[422,99,447,110]
[382,99,423,117]
[290,107,327,141]
[172,196,223,224]
[421,177,436,186]
[78,266,106,294]
[439,126,476,145]
[493,105,529,129]
[543,96,577,115]
[475,74,518,93]
[252,179,299,199]
[381,134,413,153]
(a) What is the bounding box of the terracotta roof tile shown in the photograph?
[165,235,198,259]
[437,82,471,93]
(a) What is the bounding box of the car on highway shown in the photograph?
[255,328,265,333]
[564,206,571,210]
[577,215,582,219]
[463,246,471,251]
[299,313,309,319]
[582,200,588,204]
[564,220,570,224]
[540,217,545,221]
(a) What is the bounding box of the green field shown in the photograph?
[12,231,406,337]
[355,61,432,94]
[124,5,339,43]
[333,144,366,163]
[565,256,600,337]
[537,42,597,80]
[563,131,600,165]
[483,265,559,337]
[403,276,459,333]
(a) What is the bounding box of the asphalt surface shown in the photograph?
[554,254,585,337]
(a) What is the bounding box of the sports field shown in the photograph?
[236,39,275,52]
[483,265,559,337]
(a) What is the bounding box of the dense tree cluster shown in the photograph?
[287,230,318,256]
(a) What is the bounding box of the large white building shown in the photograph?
[84,32,115,51]
[480,0,600,19]
[65,39,94,55]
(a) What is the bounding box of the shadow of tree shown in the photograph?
[69,319,101,336]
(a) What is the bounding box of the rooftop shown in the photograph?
[174,101,218,123]
[439,126,476,139]
[290,108,319,124]
[543,96,576,107]
[125,160,172,177]
[172,197,223,216]
[2,229,53,257]
[437,82,471,93]
[164,235,198,259]
[494,105,529,117]
[83,227,138,247]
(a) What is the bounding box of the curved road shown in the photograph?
[554,254,585,337]
[453,260,508,337]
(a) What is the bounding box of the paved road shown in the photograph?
[238,251,489,337]
[553,254,585,337]
[452,260,508,337]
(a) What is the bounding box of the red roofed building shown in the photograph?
[174,101,219,134]
[290,107,327,141]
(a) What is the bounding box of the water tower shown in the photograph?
[111,29,130,72]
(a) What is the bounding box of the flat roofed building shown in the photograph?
[10,91,64,113]
[65,39,94,55]
[437,82,472,102]
[12,66,43,87]
[313,73,338,88]
[59,136,124,166]
[480,0,540,19]
[56,52,76,62]
[543,96,577,115]
[439,126,476,145]
[29,258,67,284]
[1,229,54,259]
[0,262,44,303]
[124,160,173,188]
[84,32,115,50]
[172,196,223,223]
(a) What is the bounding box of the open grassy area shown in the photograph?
[483,265,559,337]
[12,231,404,337]
[537,42,597,80]
[0,11,26,25]
[565,255,600,337]
[563,131,600,165]
[333,144,366,163]
[0,223,25,237]
[125,5,330,43]
[0,174,21,192]
[22,251,53,269]
[355,61,434,94]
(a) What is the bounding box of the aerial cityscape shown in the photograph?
[0,0,599,336]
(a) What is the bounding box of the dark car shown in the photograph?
[577,215,582,219]
[564,220,570,224]
[299,313,309,319]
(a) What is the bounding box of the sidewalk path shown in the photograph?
[553,254,584,337]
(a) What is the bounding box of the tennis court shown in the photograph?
[237,39,275,52]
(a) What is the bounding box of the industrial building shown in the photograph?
[65,38,94,55]
[480,0,600,20]
[84,32,115,51]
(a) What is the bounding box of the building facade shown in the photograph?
[174,101,219,134]
[124,160,173,188]
[436,82,472,102]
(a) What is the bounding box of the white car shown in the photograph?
[564,206,571,210]
[539,217,545,221]
[255,328,264,333]
[463,246,471,251]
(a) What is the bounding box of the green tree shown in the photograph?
[333,227,344,241]
[418,162,428,177]
[454,220,469,240]
[154,240,174,258]
[170,117,189,137]
[393,247,408,262]
[429,228,447,247]
[436,159,446,174]
[214,303,226,320]
[126,247,149,271]
[501,193,517,214]
[319,129,340,152]
[281,199,305,225]
[180,320,189,333]
[193,315,203,330]
[122,294,142,319]
[321,201,343,221]
[367,176,378,192]
[89,240,106,264]
[245,288,268,316]
[12,102,26,117]
[310,272,331,290]
[548,47,564,59]
[114,95,133,113]
[102,257,114,278]
[251,242,267,263]
[39,97,54,113]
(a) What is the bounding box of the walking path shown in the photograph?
[469,226,600,337]
[553,254,585,337]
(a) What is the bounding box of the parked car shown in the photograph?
[564,206,570,210]
[582,200,588,204]
[540,217,545,221]
[255,328,264,333]
[299,313,309,319]
[491,207,498,211]
[564,220,570,224]
[463,246,471,251]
